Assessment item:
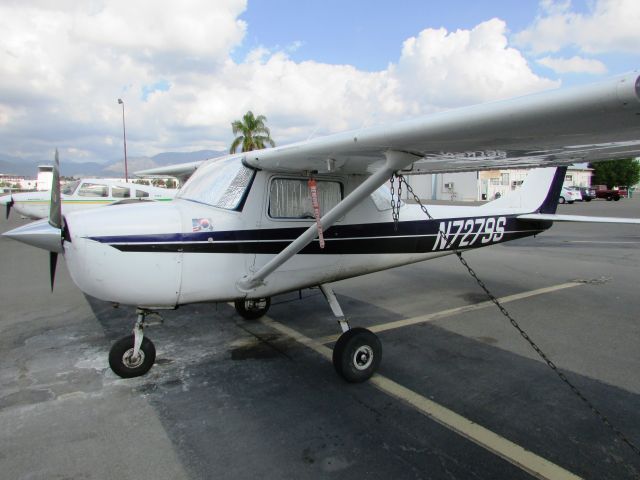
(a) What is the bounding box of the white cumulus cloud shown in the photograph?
[0,3,558,165]
[537,55,607,74]
[393,18,558,110]
[516,0,640,54]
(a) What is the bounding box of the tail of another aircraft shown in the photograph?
[480,167,567,214]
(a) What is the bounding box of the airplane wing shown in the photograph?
[135,160,204,182]
[237,72,640,290]
[244,72,640,175]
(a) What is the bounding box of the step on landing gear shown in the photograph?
[320,284,382,383]
[109,309,161,378]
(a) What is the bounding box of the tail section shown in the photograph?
[480,167,567,213]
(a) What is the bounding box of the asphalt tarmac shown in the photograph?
[1,196,639,479]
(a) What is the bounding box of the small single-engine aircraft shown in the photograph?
[0,178,176,220]
[4,72,640,382]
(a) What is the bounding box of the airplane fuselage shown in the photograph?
[62,168,550,308]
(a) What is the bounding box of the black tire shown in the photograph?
[606,195,612,201]
[614,196,620,201]
[234,297,271,320]
[332,327,382,383]
[109,335,156,378]
[585,197,592,202]
[559,196,566,204]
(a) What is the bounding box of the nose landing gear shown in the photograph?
[108,309,160,378]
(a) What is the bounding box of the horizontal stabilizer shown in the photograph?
[518,213,640,225]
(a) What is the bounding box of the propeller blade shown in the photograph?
[5,196,13,219]
[49,149,62,229]
[49,251,58,291]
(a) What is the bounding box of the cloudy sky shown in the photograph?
[1,0,639,165]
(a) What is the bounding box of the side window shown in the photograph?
[269,178,342,219]
[135,190,150,198]
[370,185,403,212]
[78,183,108,197]
[112,186,131,198]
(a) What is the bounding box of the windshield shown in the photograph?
[177,156,255,210]
[61,180,80,195]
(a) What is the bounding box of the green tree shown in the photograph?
[230,111,275,153]
[590,159,640,188]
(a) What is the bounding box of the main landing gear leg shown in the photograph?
[320,284,382,383]
[108,309,158,378]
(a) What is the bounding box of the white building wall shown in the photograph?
[36,166,53,191]
[402,166,592,202]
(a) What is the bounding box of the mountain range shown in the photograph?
[0,150,225,178]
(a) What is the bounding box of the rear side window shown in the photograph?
[112,186,131,198]
[269,178,342,219]
[135,190,150,198]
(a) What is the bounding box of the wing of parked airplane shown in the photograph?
[135,160,205,183]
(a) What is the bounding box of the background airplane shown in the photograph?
[3,72,640,384]
[0,178,176,220]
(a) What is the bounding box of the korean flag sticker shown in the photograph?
[192,218,213,232]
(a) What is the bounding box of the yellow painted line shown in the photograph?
[316,282,583,345]
[259,315,582,480]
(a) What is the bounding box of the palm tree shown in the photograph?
[230,111,276,153]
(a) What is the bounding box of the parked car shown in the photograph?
[593,185,627,201]
[568,186,595,202]
[559,186,581,204]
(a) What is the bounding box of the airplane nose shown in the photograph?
[3,218,64,253]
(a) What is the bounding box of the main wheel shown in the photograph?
[558,196,566,204]
[234,297,271,320]
[109,334,156,378]
[614,195,620,201]
[332,327,382,383]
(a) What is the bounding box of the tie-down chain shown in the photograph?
[390,172,640,459]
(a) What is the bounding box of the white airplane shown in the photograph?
[0,178,177,220]
[4,72,640,383]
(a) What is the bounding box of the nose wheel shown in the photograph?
[108,309,159,378]
[109,334,156,378]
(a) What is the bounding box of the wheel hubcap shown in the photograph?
[247,299,267,312]
[122,348,145,369]
[352,345,374,371]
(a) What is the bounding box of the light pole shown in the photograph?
[117,98,129,182]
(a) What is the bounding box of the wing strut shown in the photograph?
[236,151,418,292]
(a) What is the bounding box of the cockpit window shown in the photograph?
[61,180,80,195]
[78,183,108,197]
[177,156,255,210]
